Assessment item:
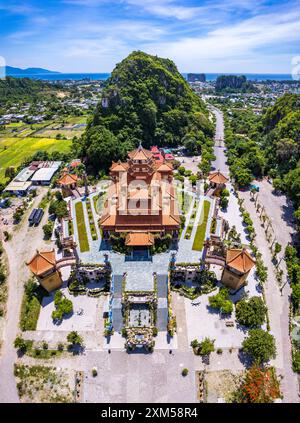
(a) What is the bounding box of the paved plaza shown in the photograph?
[37,282,100,332]
[82,350,197,403]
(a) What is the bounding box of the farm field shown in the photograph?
[0,136,72,183]
[35,129,84,139]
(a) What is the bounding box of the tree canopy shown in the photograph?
[242,329,276,364]
[236,296,267,328]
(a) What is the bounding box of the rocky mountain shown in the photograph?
[215,75,257,93]
[76,51,214,173]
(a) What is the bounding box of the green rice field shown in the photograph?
[0,136,72,183]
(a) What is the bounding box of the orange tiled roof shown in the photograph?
[27,249,56,276]
[110,161,128,172]
[125,232,155,246]
[57,173,78,186]
[162,214,181,226]
[226,248,255,273]
[156,163,173,172]
[208,170,229,184]
[99,213,116,226]
[128,144,153,161]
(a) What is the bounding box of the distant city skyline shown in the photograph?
[1,0,300,74]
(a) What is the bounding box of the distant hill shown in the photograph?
[2,66,60,75]
[0,77,60,105]
[187,73,206,83]
[215,75,258,93]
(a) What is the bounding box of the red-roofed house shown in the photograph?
[150,146,164,164]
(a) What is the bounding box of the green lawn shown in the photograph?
[0,136,72,183]
[20,286,48,331]
[75,201,89,252]
[192,200,211,251]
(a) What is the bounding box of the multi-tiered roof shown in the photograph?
[100,144,180,242]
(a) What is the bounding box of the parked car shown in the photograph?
[33,208,44,226]
[28,208,38,226]
[249,184,260,192]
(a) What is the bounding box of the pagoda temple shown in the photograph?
[26,249,62,292]
[100,144,180,247]
[221,248,256,291]
[208,170,229,196]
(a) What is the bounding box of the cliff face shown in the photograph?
[89,51,213,148]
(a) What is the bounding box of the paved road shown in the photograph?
[210,106,229,175]
[239,185,299,402]
[211,106,299,403]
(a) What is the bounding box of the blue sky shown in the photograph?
[0,0,300,73]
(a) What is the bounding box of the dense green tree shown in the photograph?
[242,329,276,364]
[236,297,267,328]
[291,284,300,309]
[43,222,53,240]
[198,338,215,356]
[0,266,6,284]
[49,198,68,219]
[14,336,30,353]
[67,331,83,346]
[263,93,300,131]
[208,288,233,314]
[0,77,61,106]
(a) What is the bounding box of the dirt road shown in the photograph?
[0,188,50,403]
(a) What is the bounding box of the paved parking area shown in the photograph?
[175,155,201,173]
[219,183,249,246]
[82,350,196,403]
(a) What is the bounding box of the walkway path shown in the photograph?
[211,105,299,402]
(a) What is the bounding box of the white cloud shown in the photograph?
[7,30,37,41]
[143,8,300,72]
[2,0,300,73]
